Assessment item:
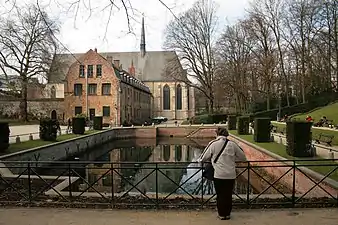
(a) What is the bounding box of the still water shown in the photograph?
[44,138,253,196]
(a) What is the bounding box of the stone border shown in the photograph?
[230,134,338,190]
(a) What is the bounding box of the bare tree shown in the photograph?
[0,4,59,121]
[163,0,218,113]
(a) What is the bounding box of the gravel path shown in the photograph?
[0,208,337,225]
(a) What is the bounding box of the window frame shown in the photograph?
[79,65,85,77]
[96,64,102,77]
[102,83,111,95]
[88,83,97,95]
[87,65,94,78]
[74,83,83,96]
[102,106,110,117]
[74,106,83,115]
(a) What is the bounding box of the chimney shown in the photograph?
[113,60,120,68]
[129,60,135,76]
[106,55,112,64]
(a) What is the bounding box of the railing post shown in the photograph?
[246,161,250,208]
[28,162,32,205]
[111,162,114,208]
[292,160,296,207]
[201,162,204,209]
[155,163,158,208]
[68,163,72,200]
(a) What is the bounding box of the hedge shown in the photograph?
[72,117,86,134]
[93,116,103,130]
[0,122,10,151]
[39,118,58,141]
[237,116,250,135]
[228,115,237,130]
[185,114,228,124]
[286,121,313,157]
[254,118,271,143]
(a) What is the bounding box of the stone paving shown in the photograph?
[8,125,68,143]
[0,208,337,225]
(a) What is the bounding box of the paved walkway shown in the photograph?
[0,208,337,225]
[8,125,68,143]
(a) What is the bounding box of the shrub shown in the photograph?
[0,122,10,151]
[286,121,313,157]
[254,118,271,142]
[93,116,103,130]
[237,116,250,135]
[228,115,237,130]
[39,118,58,141]
[72,117,86,135]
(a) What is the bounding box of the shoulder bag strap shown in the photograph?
[213,139,229,163]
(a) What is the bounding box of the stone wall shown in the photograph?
[0,99,65,121]
[229,135,337,198]
[157,126,218,138]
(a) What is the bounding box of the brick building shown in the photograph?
[64,49,152,125]
[48,18,195,124]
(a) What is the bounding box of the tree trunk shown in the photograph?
[20,79,28,121]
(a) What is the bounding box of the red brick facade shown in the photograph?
[64,49,151,125]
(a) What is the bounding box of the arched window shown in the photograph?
[163,84,170,110]
[163,145,170,162]
[187,86,190,110]
[51,86,56,98]
[176,84,182,110]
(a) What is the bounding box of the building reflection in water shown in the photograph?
[83,139,253,195]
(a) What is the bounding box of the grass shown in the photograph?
[229,130,338,181]
[3,130,99,155]
[271,121,338,146]
[0,119,40,126]
[291,102,338,124]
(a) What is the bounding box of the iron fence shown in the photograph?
[0,159,337,209]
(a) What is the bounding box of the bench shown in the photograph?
[315,133,334,146]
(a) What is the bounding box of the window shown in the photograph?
[176,84,182,110]
[79,65,85,77]
[51,86,56,98]
[75,106,82,115]
[163,84,170,110]
[88,84,97,95]
[96,65,102,77]
[87,65,93,77]
[74,84,83,96]
[103,106,110,117]
[102,83,111,95]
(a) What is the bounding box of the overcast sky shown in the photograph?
[1,0,251,53]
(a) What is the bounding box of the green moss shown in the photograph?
[229,130,338,181]
[4,130,99,154]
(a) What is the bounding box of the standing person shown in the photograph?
[67,118,72,133]
[198,127,247,220]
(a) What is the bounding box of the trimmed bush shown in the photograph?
[228,115,237,130]
[286,121,313,157]
[237,116,250,135]
[39,118,58,141]
[72,117,86,134]
[0,122,10,151]
[254,118,271,142]
[93,116,103,130]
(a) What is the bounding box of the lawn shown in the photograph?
[229,130,338,181]
[291,102,338,124]
[2,130,99,155]
[271,121,338,146]
[0,119,40,126]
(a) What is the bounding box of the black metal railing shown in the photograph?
[0,159,337,209]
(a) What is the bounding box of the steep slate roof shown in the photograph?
[48,51,182,83]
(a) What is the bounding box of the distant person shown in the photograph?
[67,118,72,132]
[306,115,313,122]
[198,127,247,220]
